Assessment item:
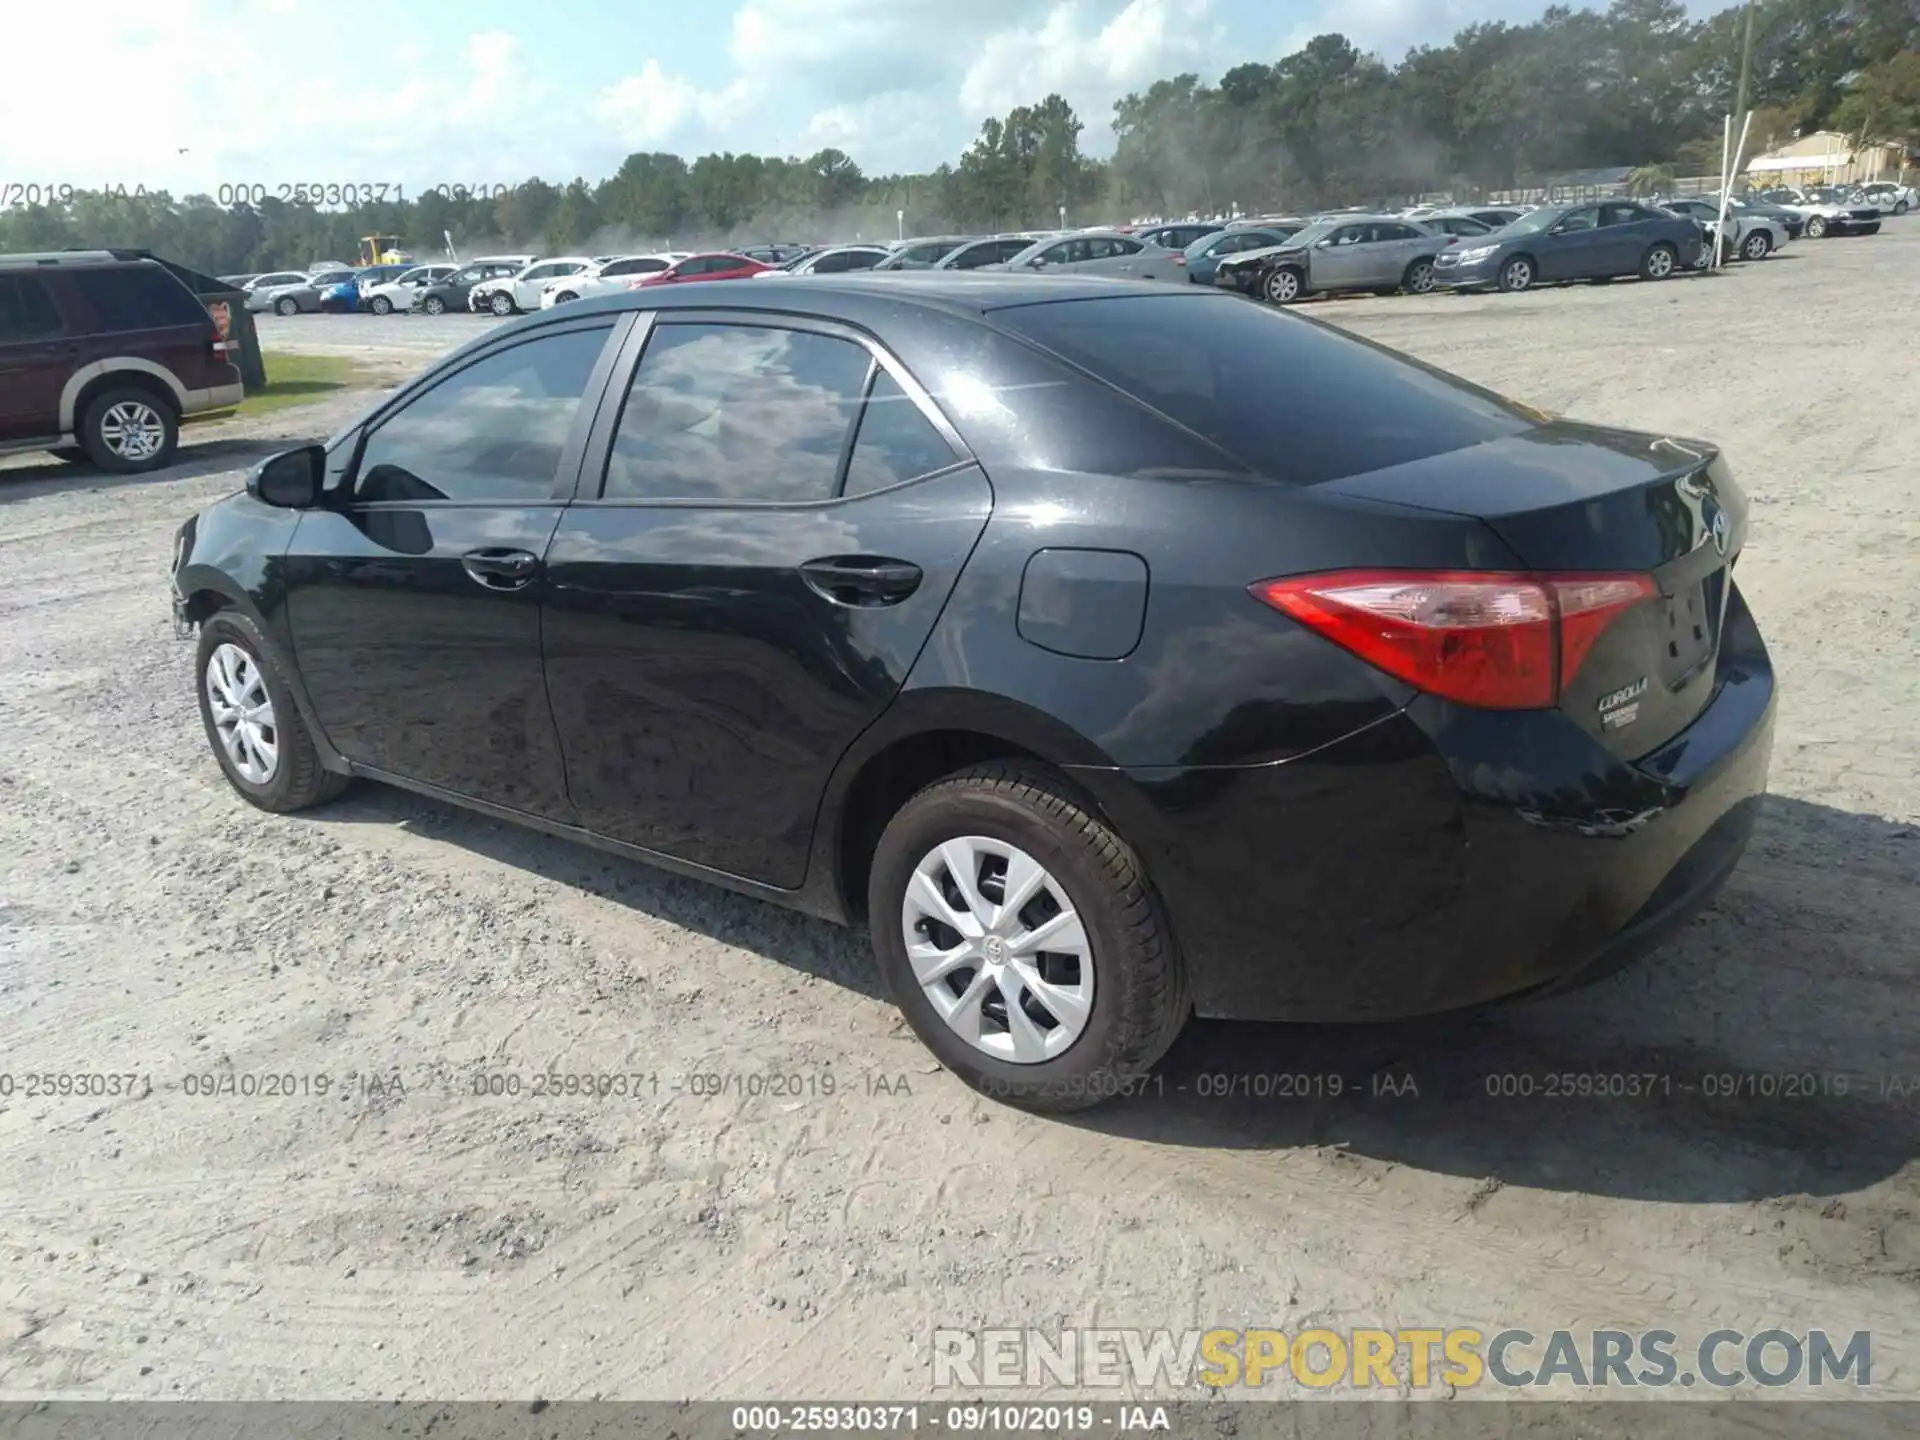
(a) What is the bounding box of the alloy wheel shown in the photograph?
[1264,269,1300,304]
[424,296,445,314]
[1743,231,1770,260]
[1646,246,1675,279]
[99,400,166,461]
[489,292,514,315]
[1501,258,1533,291]
[900,835,1094,1065]
[1405,261,1435,293]
[1806,216,1826,238]
[205,642,278,785]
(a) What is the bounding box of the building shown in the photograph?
[1745,130,1913,186]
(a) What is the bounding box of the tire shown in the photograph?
[1497,255,1534,292]
[195,612,349,814]
[369,295,393,315]
[275,296,298,316]
[1805,215,1827,238]
[867,762,1190,1113]
[1401,257,1436,294]
[1262,266,1303,305]
[423,295,447,315]
[1639,243,1678,281]
[1897,201,1910,216]
[1741,230,1771,260]
[488,291,516,316]
[79,385,177,473]
[552,290,577,305]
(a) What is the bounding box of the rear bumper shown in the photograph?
[1083,584,1775,1022]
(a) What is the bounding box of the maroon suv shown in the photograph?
[0,252,243,473]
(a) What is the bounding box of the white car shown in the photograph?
[360,263,457,315]
[241,271,314,312]
[751,244,893,277]
[1758,188,1883,237]
[539,253,688,307]
[1854,181,1916,215]
[985,229,1189,281]
[470,257,595,315]
[1659,198,1791,262]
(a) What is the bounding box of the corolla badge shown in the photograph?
[1597,676,1648,731]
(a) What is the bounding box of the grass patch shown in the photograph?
[233,352,370,416]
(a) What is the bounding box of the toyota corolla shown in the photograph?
[170,275,1774,1111]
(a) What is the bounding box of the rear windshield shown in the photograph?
[69,265,209,332]
[989,293,1536,485]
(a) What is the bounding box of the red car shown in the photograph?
[631,252,770,288]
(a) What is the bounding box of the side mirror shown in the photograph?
[1026,256,1047,268]
[247,445,324,509]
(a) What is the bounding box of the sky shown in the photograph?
[3,0,1728,197]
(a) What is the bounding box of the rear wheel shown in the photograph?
[274,296,298,316]
[1897,201,1910,216]
[868,763,1189,1113]
[1401,258,1436,294]
[369,295,393,315]
[1805,215,1827,238]
[1262,266,1303,305]
[1741,230,1771,260]
[195,613,348,813]
[79,386,177,473]
[1639,243,1678,281]
[1497,255,1534,292]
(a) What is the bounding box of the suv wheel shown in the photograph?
[369,295,393,315]
[196,613,349,813]
[488,291,516,316]
[275,296,299,316]
[422,294,447,315]
[80,387,178,473]
[868,762,1189,1112]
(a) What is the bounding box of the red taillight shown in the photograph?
[1250,569,1656,709]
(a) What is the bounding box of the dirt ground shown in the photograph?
[1,227,1916,1406]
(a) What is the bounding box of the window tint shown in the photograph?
[353,325,611,504]
[1110,237,1144,255]
[843,370,961,497]
[1599,203,1644,227]
[994,294,1535,487]
[69,266,206,331]
[0,275,63,339]
[812,250,855,273]
[602,323,872,503]
[1330,227,1367,246]
[1556,209,1598,232]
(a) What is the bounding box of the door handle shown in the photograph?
[461,547,539,590]
[800,556,923,607]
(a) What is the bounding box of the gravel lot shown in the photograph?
[2,229,1916,1405]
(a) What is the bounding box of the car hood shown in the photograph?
[1220,243,1303,267]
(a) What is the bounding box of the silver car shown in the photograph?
[1216,216,1445,304]
[991,229,1188,282]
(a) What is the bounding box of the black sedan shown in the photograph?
[1434,200,1704,293]
[170,275,1774,1111]
[410,260,523,315]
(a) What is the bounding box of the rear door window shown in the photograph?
[992,293,1535,486]
[68,266,207,331]
[842,370,962,497]
[600,322,873,503]
[0,275,64,339]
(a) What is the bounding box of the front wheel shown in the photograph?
[195,613,349,813]
[274,296,298,316]
[1401,258,1436,294]
[369,295,393,315]
[422,295,447,315]
[868,763,1189,1112]
[1741,230,1772,260]
[551,290,577,304]
[1640,243,1678,281]
[488,291,516,316]
[1897,201,1910,216]
[1497,256,1534,292]
[1262,266,1303,304]
[1805,215,1827,238]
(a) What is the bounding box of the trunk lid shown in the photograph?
[1316,423,1747,757]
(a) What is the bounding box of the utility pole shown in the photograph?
[1732,0,1758,131]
